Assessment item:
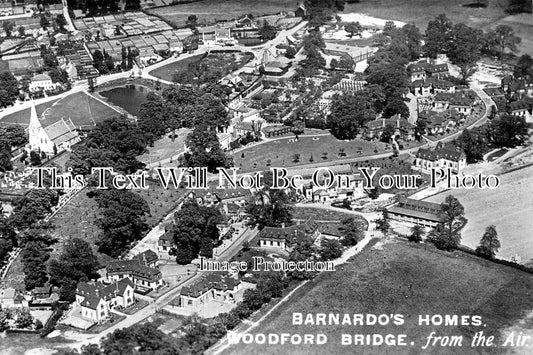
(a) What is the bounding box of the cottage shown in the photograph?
[0,288,29,309]
[257,220,321,251]
[158,230,174,260]
[75,278,135,323]
[29,73,59,93]
[364,115,415,141]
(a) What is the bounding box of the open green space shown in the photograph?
[149,52,254,83]
[147,0,298,28]
[293,206,367,224]
[225,238,533,354]
[138,128,192,166]
[0,92,120,129]
[233,134,389,172]
[344,0,532,55]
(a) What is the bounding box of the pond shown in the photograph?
[100,84,150,116]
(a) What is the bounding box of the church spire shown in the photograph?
[28,101,42,131]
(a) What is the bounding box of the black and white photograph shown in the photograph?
[0,0,532,354]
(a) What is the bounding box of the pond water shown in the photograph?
[100,84,150,116]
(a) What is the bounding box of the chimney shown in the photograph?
[281,222,285,228]
[382,118,385,128]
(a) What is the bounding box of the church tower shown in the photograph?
[28,102,50,153]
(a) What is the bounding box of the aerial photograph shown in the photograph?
[0,0,531,354]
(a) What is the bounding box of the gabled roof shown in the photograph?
[43,118,78,145]
[259,219,319,245]
[180,273,240,298]
[32,73,51,82]
[416,146,465,162]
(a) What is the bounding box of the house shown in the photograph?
[414,145,466,174]
[433,92,476,115]
[131,249,159,269]
[257,220,321,251]
[418,109,463,136]
[178,273,249,313]
[75,278,135,323]
[411,80,432,96]
[262,124,293,138]
[27,102,80,156]
[507,99,532,117]
[364,115,415,142]
[332,73,367,93]
[407,60,449,82]
[387,197,443,227]
[158,230,174,260]
[501,76,533,97]
[0,288,29,309]
[105,258,164,292]
[28,73,59,93]
[31,286,51,300]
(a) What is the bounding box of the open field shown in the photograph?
[293,206,367,224]
[344,0,533,55]
[148,54,204,82]
[138,128,191,165]
[233,135,390,172]
[149,52,254,83]
[424,164,533,263]
[147,0,298,28]
[224,238,533,354]
[0,92,120,129]
[0,99,58,127]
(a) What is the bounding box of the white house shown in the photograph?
[29,73,59,93]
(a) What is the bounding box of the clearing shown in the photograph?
[223,238,533,354]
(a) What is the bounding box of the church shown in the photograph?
[27,102,80,156]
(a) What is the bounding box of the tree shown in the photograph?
[0,71,20,108]
[319,239,343,261]
[40,15,50,29]
[447,24,483,83]
[179,126,232,173]
[245,188,293,230]
[21,240,51,291]
[424,14,453,57]
[0,140,13,172]
[493,25,522,61]
[186,14,198,30]
[383,96,409,119]
[9,190,58,230]
[137,92,168,144]
[170,201,221,264]
[345,22,362,38]
[514,54,533,78]
[288,239,317,280]
[49,238,99,301]
[340,217,364,246]
[489,114,528,148]
[56,14,67,30]
[17,25,25,37]
[88,189,150,258]
[15,309,33,329]
[400,23,423,60]
[2,21,15,37]
[455,128,489,163]
[476,225,500,259]
[328,92,376,139]
[259,20,277,41]
[409,225,425,243]
[428,195,466,251]
[375,209,391,234]
[285,46,297,59]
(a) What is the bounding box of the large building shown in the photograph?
[178,273,245,312]
[414,145,467,174]
[105,252,164,293]
[387,197,442,227]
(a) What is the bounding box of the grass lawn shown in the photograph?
[148,54,204,82]
[147,0,298,28]
[233,134,389,172]
[0,92,120,129]
[343,0,532,55]
[0,99,58,127]
[149,52,253,83]
[224,238,533,354]
[137,128,192,166]
[293,206,368,225]
[0,333,74,355]
[424,164,533,263]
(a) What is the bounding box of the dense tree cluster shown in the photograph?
[49,238,99,301]
[0,71,20,108]
[169,200,222,264]
[245,188,293,230]
[67,116,147,175]
[0,125,27,172]
[88,189,150,258]
[19,226,56,291]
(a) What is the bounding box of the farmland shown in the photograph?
[147,0,298,28]
[344,0,533,55]
[424,164,533,264]
[224,238,533,355]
